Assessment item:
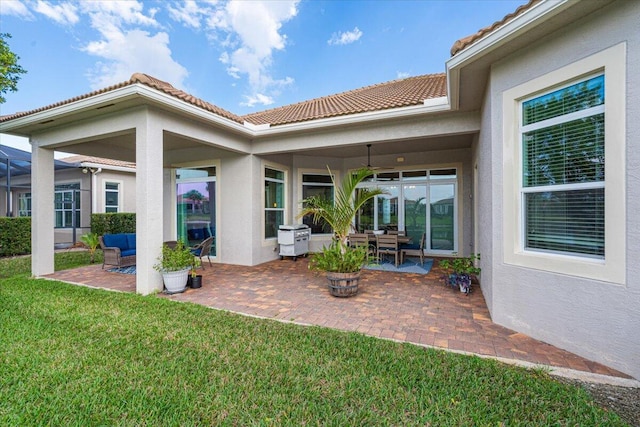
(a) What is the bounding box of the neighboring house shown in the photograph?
[1,0,637,379]
[0,147,136,245]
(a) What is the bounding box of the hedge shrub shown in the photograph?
[91,213,136,235]
[0,217,31,256]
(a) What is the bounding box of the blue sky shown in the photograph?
[1,0,524,153]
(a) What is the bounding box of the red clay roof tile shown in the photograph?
[0,72,447,129]
[60,155,136,169]
[450,0,540,56]
[242,73,447,127]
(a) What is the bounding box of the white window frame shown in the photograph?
[299,169,336,236]
[18,192,31,217]
[104,180,122,213]
[54,182,81,228]
[502,43,626,285]
[263,164,287,241]
[520,74,605,258]
[354,166,461,255]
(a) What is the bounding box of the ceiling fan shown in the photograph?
[363,144,383,170]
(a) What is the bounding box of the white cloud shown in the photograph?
[74,1,188,90]
[79,0,159,39]
[84,29,188,90]
[34,1,79,25]
[167,0,204,29]
[396,71,410,79]
[328,27,363,46]
[0,0,34,19]
[241,93,274,107]
[200,0,299,106]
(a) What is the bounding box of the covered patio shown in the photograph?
[45,258,631,381]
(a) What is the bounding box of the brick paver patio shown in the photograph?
[46,257,631,379]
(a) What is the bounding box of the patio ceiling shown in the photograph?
[294,133,475,159]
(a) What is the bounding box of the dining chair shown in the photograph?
[376,234,400,267]
[348,233,375,256]
[401,233,426,266]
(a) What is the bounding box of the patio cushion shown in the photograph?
[191,248,202,256]
[121,249,137,257]
[125,233,136,250]
[400,243,420,250]
[103,233,129,250]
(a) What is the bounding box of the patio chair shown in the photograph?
[400,233,426,266]
[376,234,400,267]
[348,233,375,256]
[190,236,214,269]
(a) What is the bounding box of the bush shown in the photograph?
[91,213,136,235]
[0,217,31,256]
[153,240,197,272]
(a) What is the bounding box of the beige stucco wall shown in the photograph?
[482,0,639,378]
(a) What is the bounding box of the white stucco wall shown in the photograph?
[94,170,136,213]
[485,1,640,378]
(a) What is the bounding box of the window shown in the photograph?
[302,174,334,234]
[521,75,605,258]
[55,183,80,228]
[502,43,625,284]
[18,193,31,217]
[265,167,285,239]
[355,169,458,253]
[105,182,120,213]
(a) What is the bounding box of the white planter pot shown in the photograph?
[162,268,190,293]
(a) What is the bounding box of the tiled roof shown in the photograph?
[0,72,447,129]
[127,73,245,124]
[242,73,446,126]
[0,73,245,125]
[450,0,541,56]
[61,155,136,169]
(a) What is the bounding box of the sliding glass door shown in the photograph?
[176,167,216,257]
[355,168,458,254]
[429,183,455,251]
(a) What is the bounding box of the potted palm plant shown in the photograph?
[153,240,195,293]
[298,167,385,297]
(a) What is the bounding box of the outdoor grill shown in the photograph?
[278,224,310,261]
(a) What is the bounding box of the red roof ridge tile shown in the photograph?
[450,0,541,56]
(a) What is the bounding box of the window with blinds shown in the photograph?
[521,74,605,258]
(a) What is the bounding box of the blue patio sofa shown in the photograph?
[99,233,136,269]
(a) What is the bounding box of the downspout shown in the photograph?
[91,168,102,214]
[5,158,11,216]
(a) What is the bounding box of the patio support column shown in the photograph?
[162,168,174,240]
[31,144,55,276]
[135,111,164,295]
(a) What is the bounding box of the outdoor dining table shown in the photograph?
[366,233,412,244]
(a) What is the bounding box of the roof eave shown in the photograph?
[79,161,136,173]
[445,0,572,110]
[251,97,451,137]
[0,84,254,137]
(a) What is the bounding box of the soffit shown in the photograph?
[452,0,616,112]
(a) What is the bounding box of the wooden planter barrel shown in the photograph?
[326,271,361,297]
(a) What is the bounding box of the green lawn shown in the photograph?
[0,254,627,425]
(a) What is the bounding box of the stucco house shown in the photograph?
[0,0,637,379]
[0,147,136,246]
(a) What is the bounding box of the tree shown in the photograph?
[299,167,386,254]
[0,33,27,104]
